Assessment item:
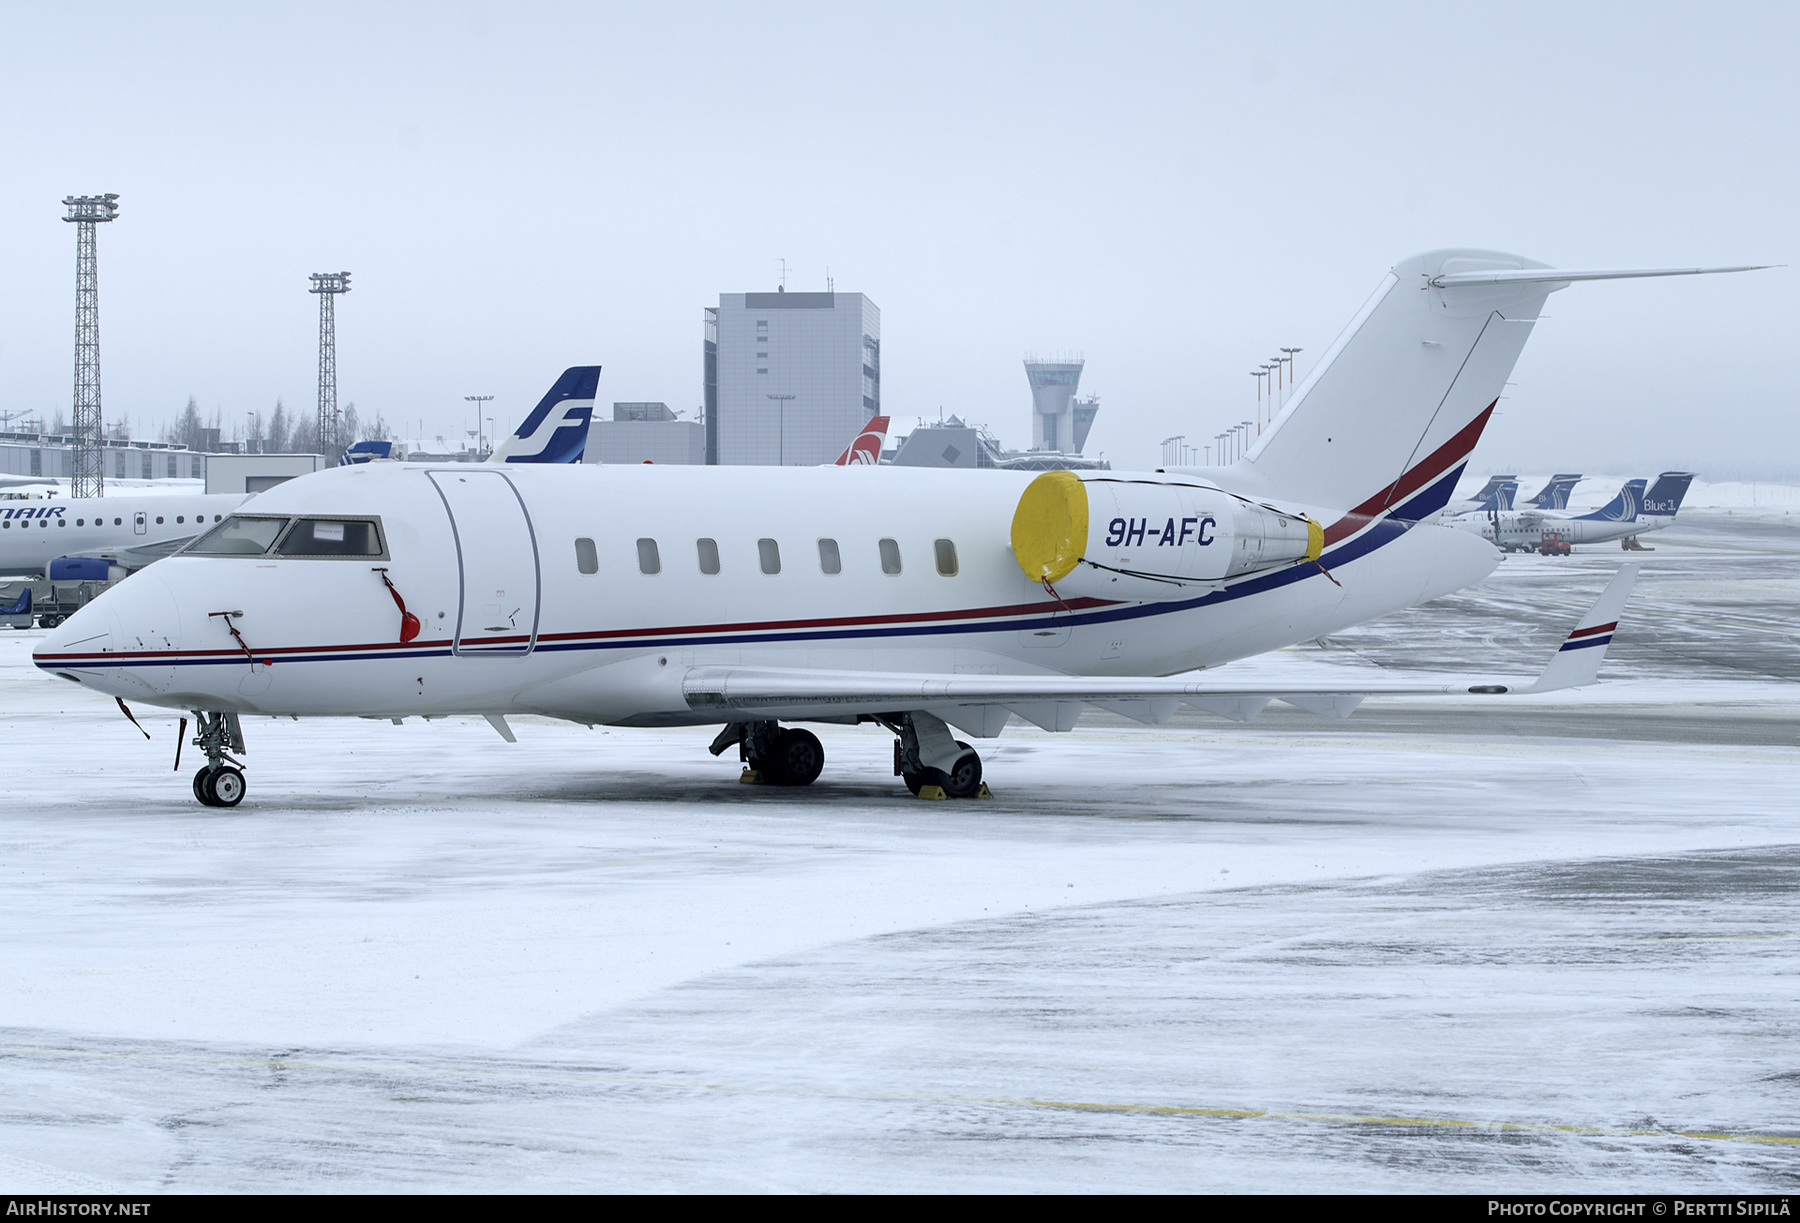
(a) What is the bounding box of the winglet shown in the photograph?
[1517,563,1641,694]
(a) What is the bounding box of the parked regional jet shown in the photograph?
[1452,473,1695,550]
[34,251,1763,807]
[0,493,249,578]
[0,371,604,580]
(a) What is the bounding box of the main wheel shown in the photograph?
[939,743,983,799]
[193,766,218,806]
[206,766,246,808]
[904,741,982,798]
[766,727,824,787]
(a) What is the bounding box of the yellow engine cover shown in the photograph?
[1010,469,1089,584]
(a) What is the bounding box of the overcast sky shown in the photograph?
[2,2,1794,477]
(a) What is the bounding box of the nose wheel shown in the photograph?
[193,765,246,807]
[187,711,248,807]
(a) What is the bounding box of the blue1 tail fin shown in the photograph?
[1641,471,1695,517]
[1527,473,1582,509]
[491,366,602,464]
[1578,478,1645,522]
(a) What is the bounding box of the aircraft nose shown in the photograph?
[32,569,181,688]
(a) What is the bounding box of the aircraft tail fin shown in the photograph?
[832,415,889,466]
[1241,253,1763,529]
[1642,471,1696,517]
[1527,473,1583,509]
[1577,479,1645,523]
[1474,479,1519,512]
[491,366,601,464]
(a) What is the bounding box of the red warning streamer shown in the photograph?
[373,568,422,643]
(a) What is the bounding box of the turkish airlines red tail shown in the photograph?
[833,416,889,466]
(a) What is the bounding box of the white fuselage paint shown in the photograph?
[38,462,1498,725]
[1448,508,1668,548]
[0,494,250,576]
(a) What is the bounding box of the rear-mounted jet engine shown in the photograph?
[1010,469,1323,602]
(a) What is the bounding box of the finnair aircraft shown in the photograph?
[34,251,1761,807]
[1452,473,1695,550]
[0,371,607,580]
[0,492,248,579]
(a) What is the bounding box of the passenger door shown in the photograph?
[427,470,541,656]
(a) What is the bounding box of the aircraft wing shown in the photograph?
[682,565,1640,731]
[60,537,197,570]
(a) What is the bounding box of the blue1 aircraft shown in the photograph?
[33,251,1763,807]
[1451,472,1696,552]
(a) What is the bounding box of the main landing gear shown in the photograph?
[187,710,248,808]
[709,720,825,787]
[884,711,984,799]
[711,712,987,799]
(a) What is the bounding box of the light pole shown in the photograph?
[465,395,494,454]
[767,393,797,464]
[246,411,257,454]
[1281,346,1302,400]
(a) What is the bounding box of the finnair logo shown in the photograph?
[0,506,66,520]
[505,400,593,464]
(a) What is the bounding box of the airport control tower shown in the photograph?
[1024,357,1097,453]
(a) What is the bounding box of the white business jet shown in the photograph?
[34,251,1764,807]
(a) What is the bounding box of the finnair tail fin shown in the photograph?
[832,415,889,466]
[1528,473,1583,509]
[491,366,601,464]
[1239,251,1764,526]
[1642,471,1695,517]
[1579,479,1646,522]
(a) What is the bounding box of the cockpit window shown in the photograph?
[275,517,385,558]
[183,516,291,555]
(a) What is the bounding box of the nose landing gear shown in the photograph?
[187,710,248,808]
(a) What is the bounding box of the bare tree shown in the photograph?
[267,399,291,454]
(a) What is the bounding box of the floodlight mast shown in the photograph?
[309,271,352,460]
[64,193,119,498]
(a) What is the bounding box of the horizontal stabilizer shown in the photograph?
[1430,265,1773,288]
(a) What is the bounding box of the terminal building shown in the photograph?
[888,357,1107,471]
[704,289,880,465]
[588,402,704,465]
[1,431,323,492]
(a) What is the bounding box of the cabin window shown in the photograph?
[155,516,164,525]
[934,539,958,576]
[575,537,598,574]
[76,519,84,526]
[186,515,290,555]
[176,516,184,524]
[114,518,123,526]
[879,537,902,575]
[697,538,720,574]
[818,538,841,574]
[213,515,222,522]
[637,538,661,575]
[57,519,66,528]
[758,538,781,574]
[274,517,385,558]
